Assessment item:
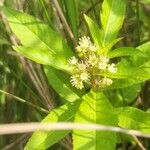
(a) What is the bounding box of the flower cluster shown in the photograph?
[68,36,117,89]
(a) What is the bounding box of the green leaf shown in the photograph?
[100,38,122,54]
[107,84,141,107]
[105,62,150,89]
[108,47,146,58]
[100,44,150,88]
[13,46,70,72]
[100,0,126,46]
[116,84,141,106]
[117,107,150,132]
[133,41,150,66]
[84,15,102,48]
[73,90,118,150]
[97,61,150,89]
[100,42,150,83]
[99,59,135,80]
[3,7,73,71]
[44,66,82,102]
[63,0,78,39]
[105,41,150,89]
[25,101,81,150]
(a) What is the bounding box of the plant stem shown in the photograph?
[132,135,146,150]
[0,122,150,138]
[52,0,76,46]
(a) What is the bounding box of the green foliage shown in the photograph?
[63,0,78,39]
[13,46,69,71]
[108,47,146,58]
[44,66,81,102]
[99,42,150,89]
[25,100,81,150]
[108,84,141,107]
[100,0,126,46]
[3,7,73,72]
[1,0,150,149]
[84,15,102,48]
[118,107,150,132]
[73,90,118,150]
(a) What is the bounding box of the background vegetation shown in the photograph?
[0,0,150,149]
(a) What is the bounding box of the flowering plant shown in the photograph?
[69,36,117,89]
[3,0,150,149]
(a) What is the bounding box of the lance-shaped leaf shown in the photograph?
[25,101,81,150]
[108,47,146,59]
[100,38,122,54]
[117,107,150,132]
[104,57,150,78]
[84,15,122,53]
[13,46,70,72]
[100,0,126,46]
[102,42,150,89]
[101,60,150,90]
[44,66,84,102]
[133,41,150,66]
[3,7,73,71]
[73,90,118,150]
[84,15,102,48]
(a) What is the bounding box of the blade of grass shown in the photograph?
[89,0,99,24]
[0,89,49,114]
[39,0,52,26]
[63,0,78,40]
